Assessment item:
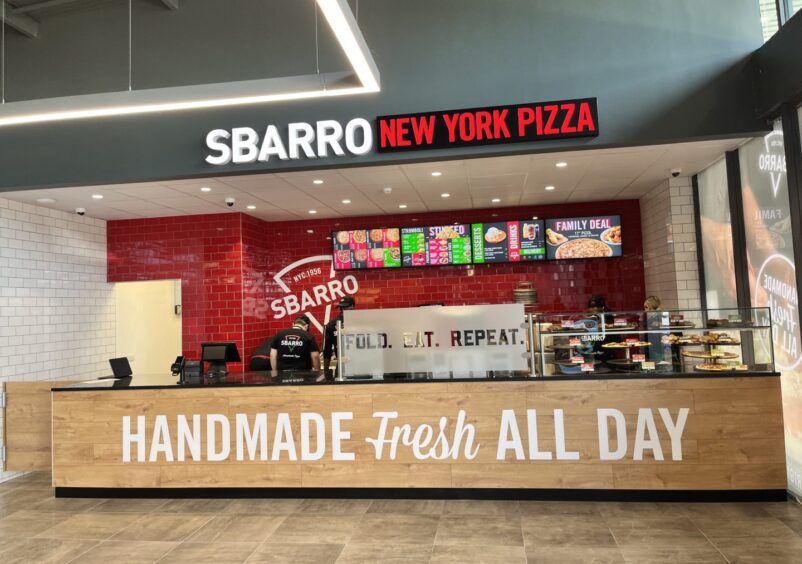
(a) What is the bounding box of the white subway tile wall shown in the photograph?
[0,197,115,482]
[639,177,701,311]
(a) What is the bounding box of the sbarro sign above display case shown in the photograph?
[341,304,529,376]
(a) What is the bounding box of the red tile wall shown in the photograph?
[108,200,645,364]
[107,213,245,370]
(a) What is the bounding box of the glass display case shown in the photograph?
[533,307,775,376]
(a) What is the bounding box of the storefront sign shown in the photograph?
[204,97,598,165]
[342,304,528,375]
[120,406,689,463]
[269,255,359,333]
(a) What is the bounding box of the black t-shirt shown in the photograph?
[323,315,343,360]
[271,328,319,370]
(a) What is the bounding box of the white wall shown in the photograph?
[640,177,701,310]
[0,197,114,482]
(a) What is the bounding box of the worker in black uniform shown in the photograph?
[270,316,320,371]
[323,296,355,372]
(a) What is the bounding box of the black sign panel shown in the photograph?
[376,98,598,153]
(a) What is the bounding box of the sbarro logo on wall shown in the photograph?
[270,255,358,333]
[205,118,373,165]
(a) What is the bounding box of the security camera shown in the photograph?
[671,168,682,178]
[225,197,235,207]
[75,207,86,216]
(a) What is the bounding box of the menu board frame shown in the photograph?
[544,215,623,260]
[331,228,402,271]
[471,219,546,264]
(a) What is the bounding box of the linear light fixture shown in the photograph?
[0,0,380,127]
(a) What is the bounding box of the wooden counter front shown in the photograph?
[51,376,787,492]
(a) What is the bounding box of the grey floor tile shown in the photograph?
[350,513,440,545]
[335,543,432,563]
[526,546,625,564]
[247,542,344,563]
[680,502,771,522]
[367,499,445,514]
[89,499,168,513]
[29,497,106,513]
[709,536,802,564]
[599,502,687,522]
[0,509,76,537]
[518,500,602,516]
[186,515,287,543]
[0,537,99,564]
[779,515,802,536]
[606,516,713,549]
[692,517,800,541]
[759,500,802,519]
[69,540,177,563]
[110,513,214,542]
[435,515,523,546]
[429,544,527,563]
[265,515,359,544]
[296,499,372,515]
[618,546,727,563]
[35,512,143,540]
[522,514,616,547]
[158,541,259,563]
[442,499,520,516]
[224,499,304,515]
[158,498,233,514]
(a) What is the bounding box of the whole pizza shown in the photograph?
[555,238,613,259]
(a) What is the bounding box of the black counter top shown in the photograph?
[50,369,781,392]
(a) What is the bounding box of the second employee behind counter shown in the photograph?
[270,315,321,371]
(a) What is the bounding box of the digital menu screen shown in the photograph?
[401,224,472,267]
[332,228,402,270]
[545,215,622,260]
[471,220,545,264]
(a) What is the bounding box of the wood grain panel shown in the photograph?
[48,376,786,491]
[4,380,76,471]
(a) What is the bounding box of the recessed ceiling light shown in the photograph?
[491,198,501,203]
[399,204,408,209]
[545,185,556,191]
[307,229,314,234]
[313,179,324,185]
[431,171,442,177]
[532,216,539,220]
[36,198,56,204]
[308,209,317,214]
[441,193,450,198]
[200,187,212,192]
[341,199,351,204]
[556,161,568,168]
[382,187,393,194]
[246,205,256,210]
[91,194,103,199]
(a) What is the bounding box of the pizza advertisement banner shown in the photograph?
[739,122,802,496]
[332,228,401,271]
[545,215,622,260]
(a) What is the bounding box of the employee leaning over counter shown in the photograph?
[270,315,321,371]
[323,296,356,370]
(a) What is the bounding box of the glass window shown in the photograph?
[697,158,738,310]
[760,0,781,41]
[793,0,802,17]
[740,120,802,496]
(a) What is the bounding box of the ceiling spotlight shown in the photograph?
[246,205,256,210]
[308,209,317,214]
[399,204,408,209]
[200,187,212,192]
[441,193,450,198]
[545,185,556,191]
[306,229,314,234]
[431,171,442,177]
[341,199,352,204]
[382,187,393,194]
[313,179,324,185]
[556,161,568,168]
[91,194,104,200]
[532,216,539,220]
[491,198,501,203]
[36,198,56,204]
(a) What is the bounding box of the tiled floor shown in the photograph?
[1,473,802,563]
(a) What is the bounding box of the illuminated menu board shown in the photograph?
[545,215,622,260]
[401,225,472,266]
[471,220,545,263]
[332,228,401,270]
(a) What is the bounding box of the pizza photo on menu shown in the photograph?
[545,215,622,260]
[332,228,401,270]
